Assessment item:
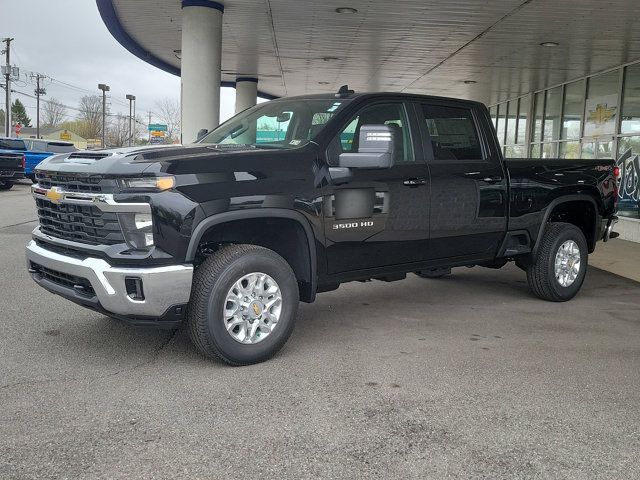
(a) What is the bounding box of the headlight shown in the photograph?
[118,212,154,249]
[118,176,175,191]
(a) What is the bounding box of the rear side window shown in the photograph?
[421,104,483,160]
[0,139,26,150]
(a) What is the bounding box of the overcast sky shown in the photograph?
[2,0,237,125]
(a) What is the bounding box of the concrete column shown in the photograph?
[235,77,258,114]
[180,0,224,143]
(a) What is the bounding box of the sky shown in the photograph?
[1,0,237,127]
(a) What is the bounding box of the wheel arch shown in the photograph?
[533,194,600,256]
[186,209,317,302]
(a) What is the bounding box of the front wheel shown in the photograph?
[187,244,299,365]
[526,222,588,302]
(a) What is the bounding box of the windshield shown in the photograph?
[0,139,26,150]
[199,98,349,149]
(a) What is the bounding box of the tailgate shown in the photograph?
[0,153,24,170]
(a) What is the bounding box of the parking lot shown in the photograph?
[1,181,639,479]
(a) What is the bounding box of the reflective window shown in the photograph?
[517,95,530,144]
[621,65,640,134]
[489,105,497,128]
[533,92,544,142]
[544,87,562,141]
[562,80,584,140]
[559,141,580,159]
[584,70,619,137]
[496,103,506,146]
[505,99,517,145]
[421,104,482,161]
[617,136,640,219]
[541,142,557,158]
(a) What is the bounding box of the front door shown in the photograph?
[416,102,507,260]
[322,101,431,274]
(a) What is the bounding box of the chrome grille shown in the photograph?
[36,197,125,245]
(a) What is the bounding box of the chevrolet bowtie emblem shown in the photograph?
[252,303,261,316]
[45,187,64,204]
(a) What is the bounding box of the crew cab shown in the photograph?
[0,137,26,190]
[22,139,77,181]
[25,89,619,365]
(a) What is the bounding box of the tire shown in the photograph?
[0,181,13,190]
[526,222,588,302]
[415,267,451,279]
[187,244,299,365]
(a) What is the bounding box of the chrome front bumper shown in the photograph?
[26,240,193,318]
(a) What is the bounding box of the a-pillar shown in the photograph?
[235,77,258,114]
[180,0,224,143]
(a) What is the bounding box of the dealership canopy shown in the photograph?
[97,0,640,141]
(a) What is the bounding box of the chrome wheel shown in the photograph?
[554,240,581,287]
[223,272,282,344]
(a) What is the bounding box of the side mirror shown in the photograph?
[338,124,394,169]
[196,128,208,141]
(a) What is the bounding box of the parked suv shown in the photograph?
[26,89,618,365]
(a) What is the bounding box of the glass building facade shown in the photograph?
[491,63,640,220]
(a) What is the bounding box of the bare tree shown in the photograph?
[76,95,104,139]
[154,98,181,143]
[42,98,67,127]
[106,114,129,147]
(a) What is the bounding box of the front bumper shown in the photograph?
[26,240,193,323]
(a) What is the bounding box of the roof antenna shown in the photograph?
[335,85,355,98]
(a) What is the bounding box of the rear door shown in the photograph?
[416,101,507,260]
[322,100,431,274]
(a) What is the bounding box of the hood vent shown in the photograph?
[68,152,111,161]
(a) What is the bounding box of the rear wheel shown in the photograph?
[187,244,299,365]
[0,181,13,191]
[526,222,588,302]
[415,267,451,279]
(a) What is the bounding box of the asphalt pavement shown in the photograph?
[1,181,640,479]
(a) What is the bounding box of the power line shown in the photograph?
[10,88,150,125]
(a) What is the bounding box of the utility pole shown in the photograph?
[126,94,135,146]
[32,73,46,138]
[2,38,14,137]
[98,83,110,148]
[148,111,151,143]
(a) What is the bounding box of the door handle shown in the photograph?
[483,176,503,184]
[403,178,426,187]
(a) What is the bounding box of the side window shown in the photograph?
[333,103,414,163]
[421,104,483,160]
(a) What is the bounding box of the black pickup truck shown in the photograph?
[26,89,619,365]
[0,137,26,190]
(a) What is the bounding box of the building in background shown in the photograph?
[17,126,88,150]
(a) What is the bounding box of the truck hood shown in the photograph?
[35,143,315,177]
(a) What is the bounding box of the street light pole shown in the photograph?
[126,94,135,146]
[98,83,110,148]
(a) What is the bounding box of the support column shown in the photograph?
[180,0,224,143]
[235,77,258,114]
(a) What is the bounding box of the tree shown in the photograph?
[76,95,104,139]
[42,98,67,127]
[0,109,4,130]
[12,99,31,127]
[106,114,129,147]
[154,98,181,143]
